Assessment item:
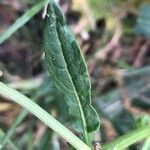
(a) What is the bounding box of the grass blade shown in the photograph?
[0,82,91,150]
[0,109,28,149]
[0,0,49,44]
[0,129,19,150]
[102,127,150,150]
[0,91,39,148]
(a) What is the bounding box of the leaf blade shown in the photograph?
[43,1,100,144]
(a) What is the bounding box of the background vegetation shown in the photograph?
[0,0,150,149]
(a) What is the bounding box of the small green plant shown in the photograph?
[0,0,150,150]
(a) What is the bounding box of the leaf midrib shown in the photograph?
[55,22,89,143]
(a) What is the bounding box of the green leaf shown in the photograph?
[43,1,100,144]
[102,126,150,150]
[0,0,49,44]
[0,82,91,150]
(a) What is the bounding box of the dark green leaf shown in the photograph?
[43,1,100,144]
